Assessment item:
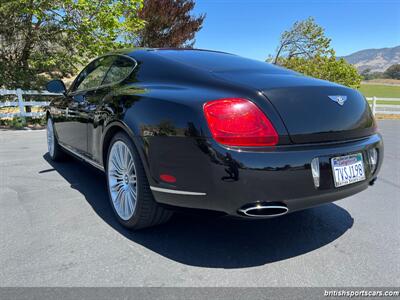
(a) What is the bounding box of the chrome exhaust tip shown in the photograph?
[238,202,289,217]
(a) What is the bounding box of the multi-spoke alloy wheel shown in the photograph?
[107,140,138,220]
[47,118,55,158]
[106,133,172,230]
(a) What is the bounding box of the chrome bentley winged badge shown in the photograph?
[328,95,347,106]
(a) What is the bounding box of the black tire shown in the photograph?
[106,132,173,230]
[46,118,67,161]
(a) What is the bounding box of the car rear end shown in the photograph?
[145,50,383,218]
[149,86,383,218]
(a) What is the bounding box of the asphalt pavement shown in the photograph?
[0,121,399,287]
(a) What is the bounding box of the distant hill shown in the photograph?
[341,46,400,73]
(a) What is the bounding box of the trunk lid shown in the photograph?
[215,72,376,144]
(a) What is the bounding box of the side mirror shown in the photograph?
[46,79,66,94]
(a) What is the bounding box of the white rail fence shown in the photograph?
[0,89,399,118]
[366,97,400,115]
[0,89,62,118]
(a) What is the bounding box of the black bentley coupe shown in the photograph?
[46,48,383,230]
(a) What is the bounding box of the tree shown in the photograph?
[384,64,400,79]
[136,0,205,48]
[360,68,385,81]
[360,68,372,79]
[272,17,332,64]
[282,56,362,89]
[269,18,362,88]
[0,0,144,89]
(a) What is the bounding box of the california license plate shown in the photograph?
[331,153,366,187]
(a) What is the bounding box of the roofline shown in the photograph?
[105,47,237,57]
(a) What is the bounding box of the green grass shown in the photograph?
[366,99,400,105]
[359,84,400,98]
[359,84,400,105]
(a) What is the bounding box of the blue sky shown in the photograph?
[192,0,400,61]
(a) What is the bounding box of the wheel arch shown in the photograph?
[101,121,151,181]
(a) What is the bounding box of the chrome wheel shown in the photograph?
[107,141,137,220]
[47,119,55,157]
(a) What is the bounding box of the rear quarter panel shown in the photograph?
[103,79,288,189]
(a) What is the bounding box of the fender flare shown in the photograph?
[101,120,153,184]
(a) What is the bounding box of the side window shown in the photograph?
[73,56,115,92]
[102,56,135,85]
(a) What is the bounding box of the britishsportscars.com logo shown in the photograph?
[324,289,400,297]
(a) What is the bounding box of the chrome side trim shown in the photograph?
[59,143,105,172]
[150,186,206,196]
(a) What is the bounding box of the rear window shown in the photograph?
[154,50,287,73]
[103,56,135,85]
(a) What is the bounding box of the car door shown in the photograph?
[54,56,115,156]
[86,55,137,163]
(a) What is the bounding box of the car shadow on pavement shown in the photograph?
[43,153,354,269]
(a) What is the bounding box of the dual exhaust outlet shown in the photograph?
[238,202,289,217]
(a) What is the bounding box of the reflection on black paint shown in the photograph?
[221,152,240,181]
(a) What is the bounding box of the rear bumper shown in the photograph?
[145,133,383,217]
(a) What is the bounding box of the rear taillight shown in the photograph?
[203,98,278,146]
